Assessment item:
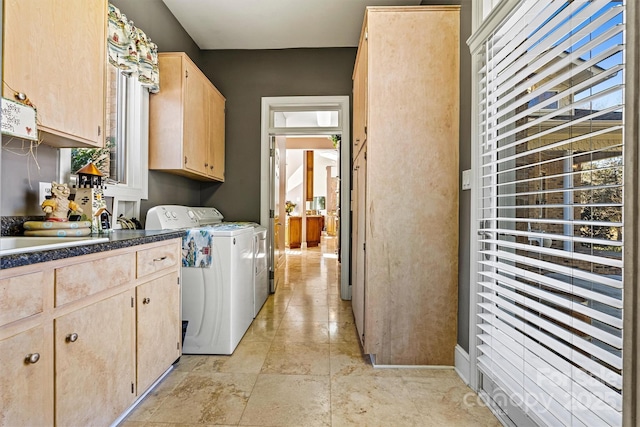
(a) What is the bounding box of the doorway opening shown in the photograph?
[260,96,351,300]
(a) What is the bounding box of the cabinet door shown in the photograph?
[287,217,302,249]
[136,272,181,394]
[0,326,53,426]
[55,291,134,427]
[352,148,367,347]
[183,61,209,176]
[305,151,314,201]
[352,28,368,157]
[3,0,106,147]
[208,87,226,181]
[306,217,322,247]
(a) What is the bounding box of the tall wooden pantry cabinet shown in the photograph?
[351,6,460,366]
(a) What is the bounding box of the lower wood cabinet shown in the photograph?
[0,326,52,426]
[136,272,181,394]
[286,216,301,249]
[0,238,181,427]
[55,291,134,427]
[306,216,322,247]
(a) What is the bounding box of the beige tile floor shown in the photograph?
[121,236,501,427]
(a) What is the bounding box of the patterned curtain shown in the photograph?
[107,4,159,93]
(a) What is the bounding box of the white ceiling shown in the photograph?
[162,0,423,50]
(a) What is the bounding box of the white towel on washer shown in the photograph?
[182,228,213,267]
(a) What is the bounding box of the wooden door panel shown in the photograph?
[0,326,52,426]
[136,273,181,394]
[55,291,134,427]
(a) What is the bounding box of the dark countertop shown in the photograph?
[1,229,185,270]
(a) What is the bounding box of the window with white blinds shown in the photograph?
[476,1,625,426]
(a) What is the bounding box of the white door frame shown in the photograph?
[260,95,351,299]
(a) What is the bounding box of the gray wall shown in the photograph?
[0,0,203,218]
[110,1,356,224]
[422,0,473,353]
[0,138,59,216]
[1,0,473,354]
[111,0,203,221]
[198,48,356,221]
[111,0,200,63]
[0,0,59,216]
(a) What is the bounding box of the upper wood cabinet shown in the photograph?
[2,0,107,148]
[351,6,460,366]
[149,52,226,182]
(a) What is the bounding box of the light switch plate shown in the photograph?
[462,169,471,191]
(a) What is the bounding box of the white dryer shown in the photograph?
[190,209,269,318]
[145,206,254,355]
[233,222,269,317]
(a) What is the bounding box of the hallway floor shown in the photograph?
[121,236,500,426]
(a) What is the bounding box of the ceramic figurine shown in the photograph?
[74,162,109,233]
[41,182,83,221]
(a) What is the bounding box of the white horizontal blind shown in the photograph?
[476,1,625,426]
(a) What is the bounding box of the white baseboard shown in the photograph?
[454,344,470,385]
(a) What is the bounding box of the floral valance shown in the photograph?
[107,4,159,93]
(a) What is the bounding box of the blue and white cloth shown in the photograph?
[182,228,213,267]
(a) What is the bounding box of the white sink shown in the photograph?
[0,236,109,256]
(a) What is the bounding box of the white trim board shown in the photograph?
[260,95,351,300]
[454,344,470,386]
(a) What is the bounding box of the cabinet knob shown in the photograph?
[210,165,214,170]
[25,353,40,364]
[143,297,151,304]
[66,333,78,343]
[204,163,209,167]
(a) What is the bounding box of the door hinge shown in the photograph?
[185,70,189,78]
[269,209,275,218]
[98,125,101,137]
[364,125,367,135]
[131,382,135,394]
[177,277,180,285]
[184,156,188,165]
[269,270,275,280]
[177,341,180,350]
[270,148,275,157]
[363,242,366,251]
[131,297,134,308]
[364,151,367,160]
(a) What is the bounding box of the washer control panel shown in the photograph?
[145,205,200,230]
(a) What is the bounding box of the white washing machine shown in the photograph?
[145,205,254,355]
[190,209,269,318]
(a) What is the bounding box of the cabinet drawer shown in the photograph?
[137,243,179,278]
[0,271,50,327]
[55,253,135,306]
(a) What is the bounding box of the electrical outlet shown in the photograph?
[39,182,52,203]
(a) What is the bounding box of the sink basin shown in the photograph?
[0,236,109,256]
